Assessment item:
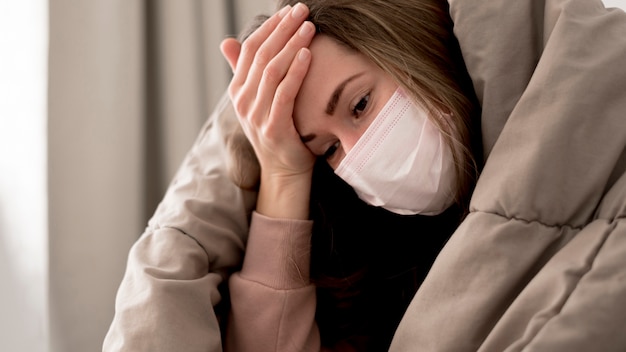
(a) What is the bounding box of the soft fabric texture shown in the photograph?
[103,95,257,351]
[104,0,626,351]
[390,0,626,350]
[225,212,319,352]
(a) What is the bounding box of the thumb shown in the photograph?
[220,38,242,72]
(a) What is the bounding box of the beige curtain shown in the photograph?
[48,0,273,351]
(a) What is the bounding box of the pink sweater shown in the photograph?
[225,212,321,351]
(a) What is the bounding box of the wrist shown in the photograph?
[256,171,312,220]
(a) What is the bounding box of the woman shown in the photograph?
[104,0,626,350]
[220,0,481,350]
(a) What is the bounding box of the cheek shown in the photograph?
[327,149,346,170]
[328,129,365,169]
[341,120,371,153]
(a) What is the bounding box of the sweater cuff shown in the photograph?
[240,211,314,290]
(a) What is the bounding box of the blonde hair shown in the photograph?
[276,0,481,210]
[228,0,481,210]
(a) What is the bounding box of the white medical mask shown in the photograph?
[334,88,456,215]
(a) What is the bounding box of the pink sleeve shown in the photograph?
[225,211,321,352]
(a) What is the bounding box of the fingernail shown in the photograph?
[299,21,313,37]
[298,48,310,61]
[292,3,306,19]
[278,5,291,18]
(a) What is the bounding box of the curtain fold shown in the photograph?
[48,0,272,351]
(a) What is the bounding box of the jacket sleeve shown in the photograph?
[103,93,258,352]
[225,212,321,352]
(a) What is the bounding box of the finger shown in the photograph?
[220,38,241,72]
[227,8,288,116]
[266,47,312,138]
[230,4,294,88]
[252,21,315,119]
[238,3,310,92]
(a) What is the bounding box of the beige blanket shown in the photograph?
[390,0,626,350]
[104,0,626,350]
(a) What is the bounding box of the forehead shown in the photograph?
[301,35,365,86]
[294,35,377,115]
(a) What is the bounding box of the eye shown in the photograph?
[323,141,340,159]
[352,93,370,116]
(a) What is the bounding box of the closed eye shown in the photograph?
[323,141,340,159]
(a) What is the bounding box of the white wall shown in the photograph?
[0,0,49,351]
[603,0,626,8]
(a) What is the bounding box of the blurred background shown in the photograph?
[1,0,272,351]
[0,0,623,351]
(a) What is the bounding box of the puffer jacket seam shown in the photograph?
[472,210,585,231]
[519,218,619,351]
[156,225,211,259]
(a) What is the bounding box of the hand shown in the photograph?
[220,4,316,219]
[220,3,316,181]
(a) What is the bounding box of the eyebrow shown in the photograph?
[326,72,364,115]
[300,72,365,144]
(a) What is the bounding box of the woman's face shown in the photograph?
[293,35,398,169]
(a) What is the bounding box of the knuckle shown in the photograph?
[261,123,278,140]
[240,38,257,57]
[276,20,292,36]
[231,93,249,117]
[233,100,247,117]
[227,82,237,100]
[248,101,264,125]
[262,62,282,85]
[254,46,272,67]
[273,87,292,106]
